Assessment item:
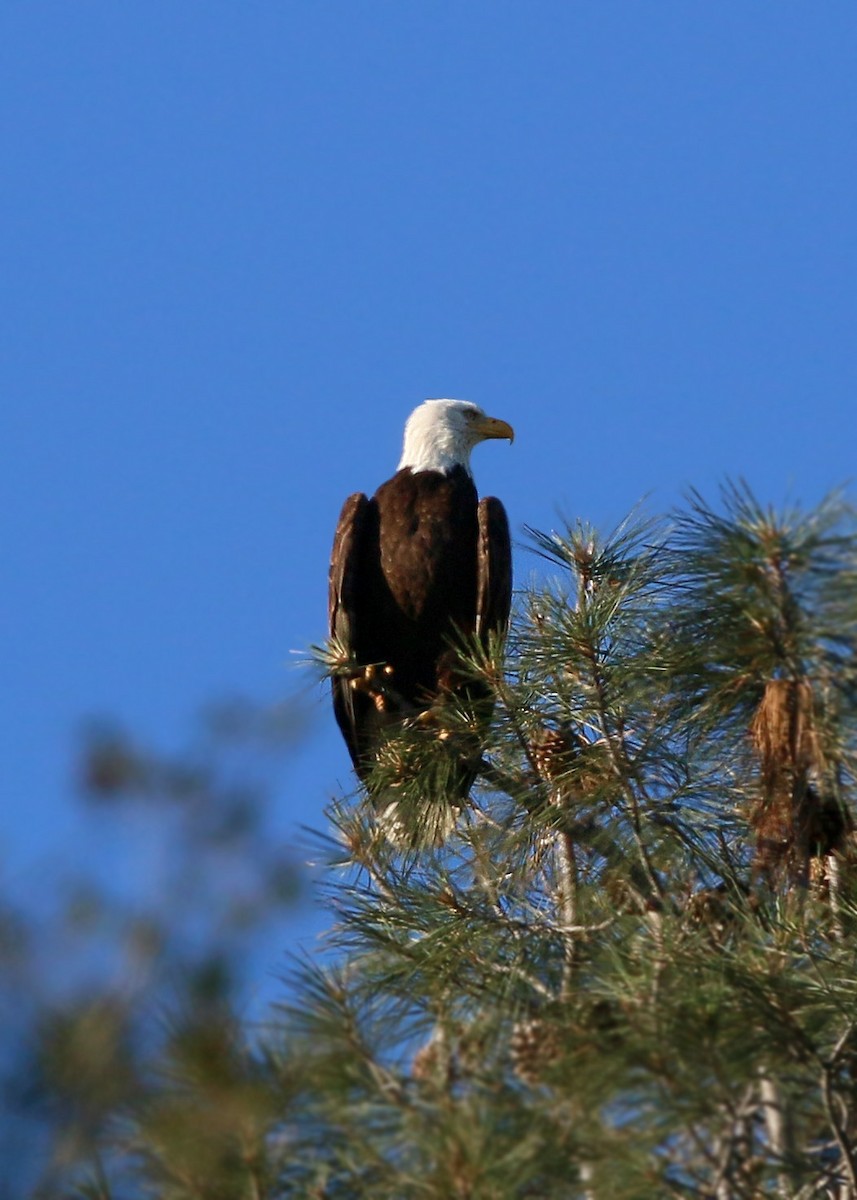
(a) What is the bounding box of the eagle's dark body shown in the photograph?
[329,463,511,786]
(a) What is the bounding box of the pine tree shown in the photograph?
[16,484,857,1200]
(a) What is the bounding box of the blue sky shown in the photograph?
[3,3,855,968]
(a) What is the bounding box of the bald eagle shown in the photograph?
[329,399,513,795]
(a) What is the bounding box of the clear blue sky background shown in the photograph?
[3,4,855,971]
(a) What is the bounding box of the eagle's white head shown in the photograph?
[398,399,514,476]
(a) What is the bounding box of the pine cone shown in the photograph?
[411,1031,452,1088]
[685,885,734,942]
[509,1017,559,1086]
[530,726,613,810]
[530,726,579,785]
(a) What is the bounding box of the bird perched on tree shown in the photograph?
[329,398,513,797]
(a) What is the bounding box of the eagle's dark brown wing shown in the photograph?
[475,496,512,643]
[329,492,370,653]
[329,492,375,773]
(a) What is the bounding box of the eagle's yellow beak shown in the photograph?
[475,415,515,444]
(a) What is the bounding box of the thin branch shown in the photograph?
[554,826,579,998]
[820,1024,857,1195]
[758,1073,796,1199]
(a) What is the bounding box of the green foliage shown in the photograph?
[9,485,857,1199]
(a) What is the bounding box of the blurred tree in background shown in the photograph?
[6,484,857,1199]
[0,701,304,1197]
